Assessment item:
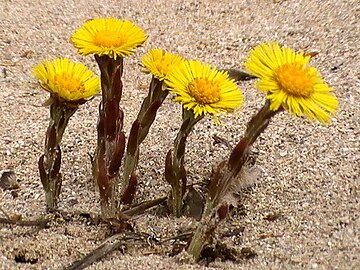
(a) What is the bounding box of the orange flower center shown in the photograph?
[93,30,128,47]
[275,63,315,97]
[188,78,220,104]
[54,73,84,93]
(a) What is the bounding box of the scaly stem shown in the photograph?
[123,78,167,193]
[93,55,126,217]
[186,200,217,260]
[39,100,77,211]
[187,100,281,260]
[165,109,202,217]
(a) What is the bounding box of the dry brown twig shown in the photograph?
[61,196,167,270]
[0,205,49,228]
[0,216,49,228]
[121,196,167,217]
[63,232,145,270]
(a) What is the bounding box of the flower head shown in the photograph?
[71,18,147,59]
[245,42,338,124]
[33,58,100,103]
[141,49,184,81]
[166,60,243,121]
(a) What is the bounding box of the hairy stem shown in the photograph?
[39,100,77,211]
[93,55,125,217]
[123,77,167,191]
[187,100,280,260]
[165,109,202,217]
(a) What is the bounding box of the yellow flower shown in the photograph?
[245,42,338,124]
[71,18,147,59]
[33,58,100,102]
[166,60,243,120]
[141,49,184,81]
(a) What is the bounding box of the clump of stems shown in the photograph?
[35,57,99,212]
[165,109,203,217]
[39,100,78,211]
[122,76,168,203]
[92,55,127,217]
[187,101,282,260]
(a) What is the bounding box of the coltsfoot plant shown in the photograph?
[33,58,100,211]
[33,17,338,262]
[71,18,147,217]
[187,42,338,260]
[121,49,183,204]
[164,60,243,217]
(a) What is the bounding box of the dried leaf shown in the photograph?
[239,247,257,259]
[183,187,205,220]
[200,242,238,262]
[221,68,257,81]
[0,170,18,190]
[263,212,282,221]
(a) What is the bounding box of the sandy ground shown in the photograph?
[0,0,359,269]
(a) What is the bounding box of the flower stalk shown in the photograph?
[92,55,126,217]
[121,49,184,204]
[164,59,243,217]
[165,109,203,217]
[38,100,77,211]
[71,18,147,214]
[122,77,167,202]
[34,57,100,212]
[187,100,280,260]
